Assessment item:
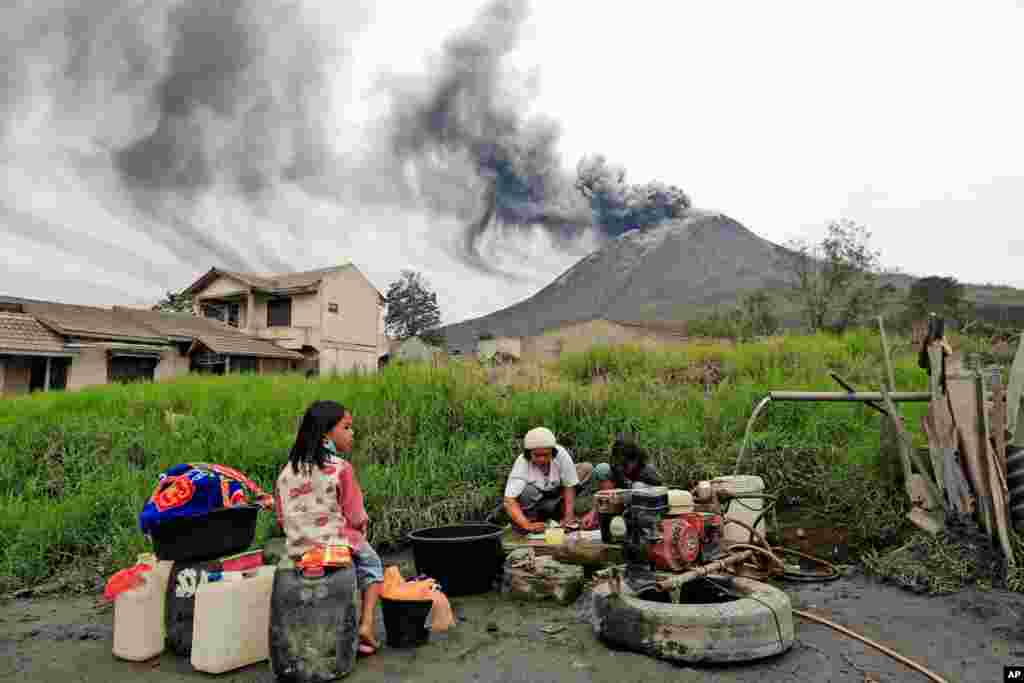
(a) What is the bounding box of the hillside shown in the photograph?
[438,210,1024,350]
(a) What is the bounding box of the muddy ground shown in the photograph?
[2,559,1022,683]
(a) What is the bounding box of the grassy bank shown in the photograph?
[0,330,947,590]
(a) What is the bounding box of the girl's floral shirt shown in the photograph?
[274,443,369,559]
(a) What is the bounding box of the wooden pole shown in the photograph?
[880,385,943,519]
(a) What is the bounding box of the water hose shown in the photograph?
[792,609,950,683]
[720,507,840,582]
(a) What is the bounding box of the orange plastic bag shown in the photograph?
[381,566,454,632]
[298,543,352,570]
[103,564,153,601]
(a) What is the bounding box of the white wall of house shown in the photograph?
[254,291,321,350]
[317,267,381,374]
[155,349,190,381]
[320,268,380,349]
[66,348,108,391]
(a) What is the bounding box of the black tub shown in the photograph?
[407,523,505,596]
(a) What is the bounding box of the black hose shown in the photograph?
[721,493,839,583]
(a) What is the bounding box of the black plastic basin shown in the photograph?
[407,523,505,597]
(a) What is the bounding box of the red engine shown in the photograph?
[648,512,724,572]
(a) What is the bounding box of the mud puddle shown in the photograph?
[2,564,1021,683]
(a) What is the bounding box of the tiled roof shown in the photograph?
[194,333,304,360]
[18,300,168,341]
[184,264,385,304]
[223,265,347,291]
[0,312,68,354]
[113,307,241,338]
[114,307,304,359]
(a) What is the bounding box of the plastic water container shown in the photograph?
[712,475,766,547]
[190,566,276,674]
[269,561,361,682]
[112,557,173,661]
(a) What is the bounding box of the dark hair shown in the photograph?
[289,400,349,475]
[611,434,647,468]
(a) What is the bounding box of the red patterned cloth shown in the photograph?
[274,455,369,560]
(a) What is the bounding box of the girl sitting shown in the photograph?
[274,400,383,656]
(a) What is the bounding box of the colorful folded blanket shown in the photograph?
[139,463,270,536]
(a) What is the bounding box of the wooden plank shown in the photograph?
[925,342,947,499]
[1007,333,1024,446]
[925,398,974,516]
[501,528,624,567]
[977,373,1016,568]
[991,368,1008,482]
[947,372,995,537]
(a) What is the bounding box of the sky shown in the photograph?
[1,0,1022,325]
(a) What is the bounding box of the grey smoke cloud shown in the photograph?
[378,0,694,271]
[0,0,693,287]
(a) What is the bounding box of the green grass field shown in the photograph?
[0,329,982,591]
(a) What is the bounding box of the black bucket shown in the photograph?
[381,598,433,648]
[407,523,504,596]
[151,505,260,563]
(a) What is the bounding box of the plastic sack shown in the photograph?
[298,543,352,570]
[381,566,454,632]
[104,563,153,601]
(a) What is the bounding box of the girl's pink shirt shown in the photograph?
[275,456,370,556]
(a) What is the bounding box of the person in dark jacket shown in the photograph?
[581,434,663,529]
[600,434,663,489]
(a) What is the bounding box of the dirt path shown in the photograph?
[2,568,1020,683]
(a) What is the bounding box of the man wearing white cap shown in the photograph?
[500,426,594,533]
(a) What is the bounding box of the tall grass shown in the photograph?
[0,331,931,589]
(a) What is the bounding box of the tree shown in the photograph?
[740,290,779,337]
[777,219,895,333]
[153,291,194,314]
[384,270,443,341]
[905,275,970,324]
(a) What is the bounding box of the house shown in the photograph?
[478,336,522,362]
[0,297,304,398]
[392,337,446,363]
[181,264,385,375]
[519,318,689,362]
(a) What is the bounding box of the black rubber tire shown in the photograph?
[590,573,794,664]
[1009,447,1024,531]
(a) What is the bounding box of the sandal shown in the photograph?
[358,636,378,656]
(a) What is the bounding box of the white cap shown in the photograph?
[524,427,557,450]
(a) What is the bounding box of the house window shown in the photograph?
[203,302,241,328]
[229,356,259,373]
[267,298,292,327]
[108,356,158,384]
[328,302,339,314]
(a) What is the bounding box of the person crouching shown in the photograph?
[502,427,594,534]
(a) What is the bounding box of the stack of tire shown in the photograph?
[1008,446,1024,532]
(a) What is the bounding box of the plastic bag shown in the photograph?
[104,563,153,601]
[298,543,352,570]
[381,566,454,632]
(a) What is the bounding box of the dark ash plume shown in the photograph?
[381,0,592,271]
[0,0,361,276]
[0,0,695,287]
[380,0,694,272]
[575,154,693,236]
